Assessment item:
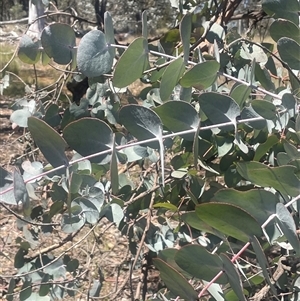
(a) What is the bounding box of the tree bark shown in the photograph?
[27,0,45,39]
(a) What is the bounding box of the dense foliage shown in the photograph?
[1,0,300,300]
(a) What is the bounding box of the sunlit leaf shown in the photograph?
[113,37,149,87]
[160,57,185,101]
[180,61,219,89]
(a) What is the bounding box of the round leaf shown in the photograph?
[41,23,76,65]
[262,0,299,25]
[10,108,32,127]
[199,92,240,130]
[63,118,113,164]
[77,30,114,77]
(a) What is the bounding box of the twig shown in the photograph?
[198,241,251,298]
[250,257,288,301]
[0,202,59,227]
[130,172,158,300]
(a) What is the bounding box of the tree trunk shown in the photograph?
[27,0,45,39]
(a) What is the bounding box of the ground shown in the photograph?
[0,65,158,301]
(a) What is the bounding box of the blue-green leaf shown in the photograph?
[77,30,114,77]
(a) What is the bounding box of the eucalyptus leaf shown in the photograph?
[153,258,198,301]
[18,34,41,64]
[41,23,75,65]
[262,0,299,25]
[277,38,300,70]
[196,203,262,242]
[180,13,192,63]
[199,92,240,131]
[276,203,300,254]
[77,30,114,77]
[160,57,185,101]
[269,19,300,44]
[237,161,300,197]
[113,37,149,87]
[63,118,113,164]
[119,104,163,149]
[220,254,247,301]
[174,245,227,283]
[180,61,220,89]
[154,100,199,141]
[28,117,69,168]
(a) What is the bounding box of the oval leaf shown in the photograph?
[63,118,113,164]
[174,245,228,284]
[119,104,162,149]
[262,0,299,25]
[251,99,277,120]
[180,61,220,89]
[236,161,300,197]
[28,117,68,168]
[113,37,149,88]
[77,30,114,77]
[277,37,300,70]
[270,19,300,44]
[160,56,185,101]
[153,258,198,301]
[196,203,262,242]
[199,92,240,130]
[10,108,32,128]
[154,100,199,141]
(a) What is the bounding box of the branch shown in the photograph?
[0,18,28,25]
